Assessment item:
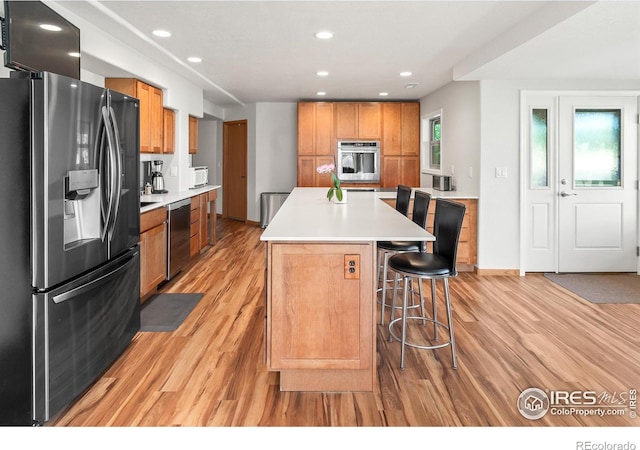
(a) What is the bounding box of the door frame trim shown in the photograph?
[519,90,640,276]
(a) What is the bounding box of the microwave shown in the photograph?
[189,166,208,188]
[433,175,453,191]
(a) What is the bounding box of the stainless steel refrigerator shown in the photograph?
[0,71,141,425]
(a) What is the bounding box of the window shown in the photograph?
[530,108,549,188]
[574,109,621,187]
[421,110,442,173]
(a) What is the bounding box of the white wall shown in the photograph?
[223,102,297,222]
[419,81,480,195]
[478,79,640,271]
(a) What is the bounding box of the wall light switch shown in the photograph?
[495,167,508,178]
[170,166,178,177]
[468,166,473,178]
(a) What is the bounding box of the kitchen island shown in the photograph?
[260,187,434,391]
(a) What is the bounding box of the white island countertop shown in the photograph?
[260,187,435,242]
[140,185,221,213]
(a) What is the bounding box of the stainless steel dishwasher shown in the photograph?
[166,198,191,280]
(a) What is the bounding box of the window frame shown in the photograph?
[421,109,443,175]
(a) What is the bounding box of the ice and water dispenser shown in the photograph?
[63,169,101,248]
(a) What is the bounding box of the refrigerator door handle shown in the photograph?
[100,105,118,241]
[107,105,123,238]
[97,114,109,242]
[51,253,135,304]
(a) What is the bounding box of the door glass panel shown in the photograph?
[531,108,549,188]
[574,109,621,187]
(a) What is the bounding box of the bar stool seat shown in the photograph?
[376,189,431,325]
[387,199,466,370]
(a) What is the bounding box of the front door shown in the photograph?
[223,120,247,221]
[523,93,639,273]
[558,96,638,272]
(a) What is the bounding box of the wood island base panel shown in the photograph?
[266,241,376,392]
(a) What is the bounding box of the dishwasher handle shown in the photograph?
[166,198,191,211]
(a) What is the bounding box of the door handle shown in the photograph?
[559,191,577,197]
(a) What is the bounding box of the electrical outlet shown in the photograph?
[495,167,508,178]
[170,166,178,177]
[344,254,360,280]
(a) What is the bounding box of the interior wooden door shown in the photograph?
[223,120,248,221]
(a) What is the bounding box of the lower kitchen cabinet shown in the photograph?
[190,193,209,257]
[140,208,167,300]
[297,155,334,187]
[381,156,419,188]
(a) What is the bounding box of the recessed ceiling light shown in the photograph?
[152,29,171,38]
[68,52,81,58]
[400,71,412,77]
[379,92,389,97]
[315,31,334,40]
[40,24,62,32]
[317,91,327,96]
[316,71,329,77]
[188,56,203,63]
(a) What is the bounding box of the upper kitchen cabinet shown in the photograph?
[189,115,199,154]
[162,108,175,154]
[382,102,420,157]
[400,102,420,156]
[382,103,402,156]
[105,78,164,154]
[297,102,334,156]
[335,102,381,139]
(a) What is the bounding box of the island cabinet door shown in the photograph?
[267,242,374,371]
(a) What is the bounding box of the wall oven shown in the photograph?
[337,141,380,183]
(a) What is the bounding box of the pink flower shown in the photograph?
[316,163,335,174]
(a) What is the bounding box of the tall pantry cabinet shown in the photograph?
[297,101,420,187]
[297,102,335,187]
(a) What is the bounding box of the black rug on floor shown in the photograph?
[140,293,204,332]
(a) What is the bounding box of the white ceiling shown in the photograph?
[52,0,640,108]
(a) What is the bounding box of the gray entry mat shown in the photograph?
[544,273,640,304]
[140,293,204,332]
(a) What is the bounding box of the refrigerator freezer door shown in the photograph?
[32,73,109,289]
[32,249,140,423]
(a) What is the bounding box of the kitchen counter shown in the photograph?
[260,187,435,242]
[140,185,221,213]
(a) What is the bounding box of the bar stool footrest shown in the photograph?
[388,316,452,350]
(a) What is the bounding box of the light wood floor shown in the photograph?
[50,218,640,427]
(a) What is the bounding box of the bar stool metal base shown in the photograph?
[388,275,457,370]
[377,248,423,325]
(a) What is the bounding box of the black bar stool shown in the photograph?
[387,198,466,369]
[376,190,431,325]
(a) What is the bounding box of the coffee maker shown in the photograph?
[151,160,167,193]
